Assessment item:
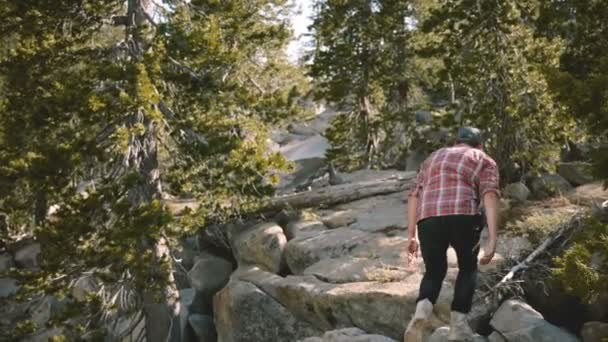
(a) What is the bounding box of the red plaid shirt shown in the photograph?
[409,144,500,222]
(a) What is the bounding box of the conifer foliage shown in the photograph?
[419,0,573,183]
[308,0,415,170]
[0,0,300,339]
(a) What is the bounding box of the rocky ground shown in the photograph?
[2,107,608,341]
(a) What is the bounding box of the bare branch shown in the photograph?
[167,56,204,83]
[243,71,266,94]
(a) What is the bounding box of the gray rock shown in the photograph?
[496,235,533,261]
[30,295,65,327]
[284,227,369,274]
[214,279,321,342]
[557,162,594,186]
[0,277,19,298]
[232,222,287,273]
[188,314,216,342]
[490,299,580,342]
[26,327,66,342]
[0,253,14,273]
[503,182,531,202]
[106,311,145,341]
[176,235,200,271]
[179,288,199,342]
[301,327,397,342]
[330,192,408,233]
[235,267,454,340]
[487,331,507,342]
[14,242,41,268]
[581,321,608,342]
[320,211,356,229]
[530,174,574,198]
[405,148,428,172]
[280,134,330,161]
[427,326,487,342]
[415,110,433,124]
[188,253,232,296]
[285,220,327,240]
[72,275,98,302]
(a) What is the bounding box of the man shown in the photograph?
[403,127,500,342]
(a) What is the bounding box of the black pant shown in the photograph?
[416,215,482,313]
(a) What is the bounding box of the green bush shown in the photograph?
[552,216,608,304]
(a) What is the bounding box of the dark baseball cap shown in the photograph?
[456,126,482,146]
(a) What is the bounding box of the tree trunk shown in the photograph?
[34,189,47,226]
[126,111,181,342]
[123,1,181,341]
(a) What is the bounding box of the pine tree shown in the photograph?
[308,0,416,170]
[536,0,608,184]
[420,0,574,183]
[0,0,301,339]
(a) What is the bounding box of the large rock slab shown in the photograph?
[300,327,397,342]
[284,227,370,274]
[236,267,453,340]
[328,192,408,233]
[303,256,412,283]
[490,299,580,342]
[427,326,488,342]
[188,253,233,296]
[213,279,321,342]
[300,235,414,283]
[232,222,287,273]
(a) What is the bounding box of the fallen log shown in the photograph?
[267,174,416,210]
[164,173,417,216]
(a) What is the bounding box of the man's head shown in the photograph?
[456,126,483,148]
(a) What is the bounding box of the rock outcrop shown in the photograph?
[530,173,574,198]
[490,299,580,342]
[301,327,398,342]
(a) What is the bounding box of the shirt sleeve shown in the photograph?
[408,156,430,198]
[478,156,500,198]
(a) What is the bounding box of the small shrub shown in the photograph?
[552,216,608,304]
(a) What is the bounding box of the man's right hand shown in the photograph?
[481,191,499,265]
[479,244,495,265]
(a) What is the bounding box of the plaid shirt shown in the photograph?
[409,144,500,222]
